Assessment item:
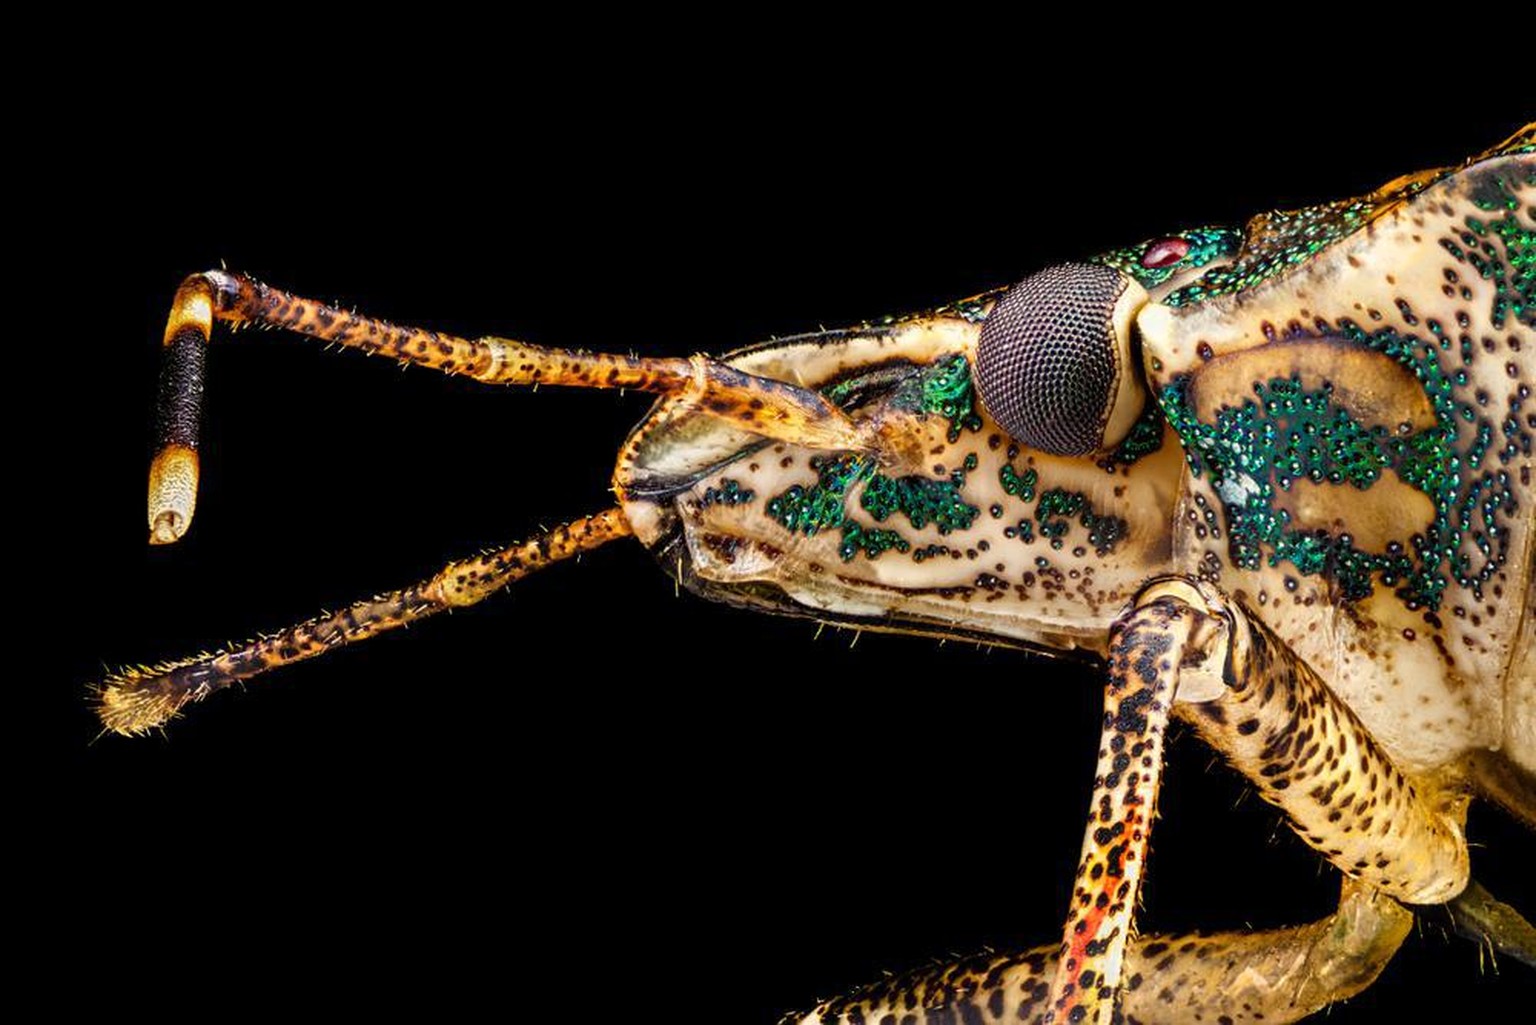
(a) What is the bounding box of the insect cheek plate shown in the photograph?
[974,263,1150,456]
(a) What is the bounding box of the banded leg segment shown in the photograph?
[147,270,873,543]
[148,276,213,542]
[1043,578,1221,1025]
[787,880,1412,1025]
[96,508,631,735]
[1176,591,1470,905]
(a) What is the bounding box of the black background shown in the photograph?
[40,46,1533,1020]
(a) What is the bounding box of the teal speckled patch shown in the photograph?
[1150,143,1532,310]
[996,458,1129,556]
[1164,198,1387,309]
[699,479,755,508]
[862,463,979,534]
[1458,173,1535,329]
[766,341,1143,566]
[1097,403,1167,473]
[766,454,979,562]
[772,355,993,562]
[1160,321,1523,607]
[888,353,985,442]
[1097,227,1243,290]
[822,354,985,444]
[1000,463,1037,501]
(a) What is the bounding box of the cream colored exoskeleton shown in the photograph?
[97,124,1535,1023]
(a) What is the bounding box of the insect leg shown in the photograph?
[93,508,631,735]
[1174,588,1470,906]
[1040,576,1221,1025]
[1445,879,1536,968]
[785,877,1411,1025]
[148,271,872,543]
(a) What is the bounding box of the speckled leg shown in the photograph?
[1174,587,1470,906]
[146,271,871,542]
[93,508,631,735]
[785,879,1412,1025]
[1042,577,1221,1025]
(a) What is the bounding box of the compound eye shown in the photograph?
[974,263,1149,456]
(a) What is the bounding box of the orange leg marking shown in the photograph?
[1043,581,1212,1025]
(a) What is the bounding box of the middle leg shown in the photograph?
[786,878,1412,1025]
[1173,586,1470,906]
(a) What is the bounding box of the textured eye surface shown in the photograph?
[975,263,1139,456]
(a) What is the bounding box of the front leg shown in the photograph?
[1042,578,1220,1024]
[1045,574,1472,1024]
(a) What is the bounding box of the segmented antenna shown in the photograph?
[147,274,219,543]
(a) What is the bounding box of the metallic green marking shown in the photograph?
[823,353,985,443]
[1036,488,1085,546]
[765,453,979,563]
[1157,147,1532,310]
[1004,519,1035,543]
[699,479,755,508]
[820,362,924,412]
[1097,227,1243,289]
[1097,403,1166,473]
[766,455,872,537]
[1160,319,1525,607]
[890,353,985,442]
[1035,488,1128,555]
[1085,508,1128,555]
[1460,176,1534,328]
[861,470,979,534]
[1164,199,1384,308]
[768,356,991,562]
[1000,464,1037,501]
[995,460,1127,555]
[840,522,912,561]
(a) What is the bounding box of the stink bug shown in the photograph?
[78,114,1534,1023]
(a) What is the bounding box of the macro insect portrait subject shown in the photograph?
[72,111,1533,1021]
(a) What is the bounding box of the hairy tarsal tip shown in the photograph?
[94,673,189,736]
